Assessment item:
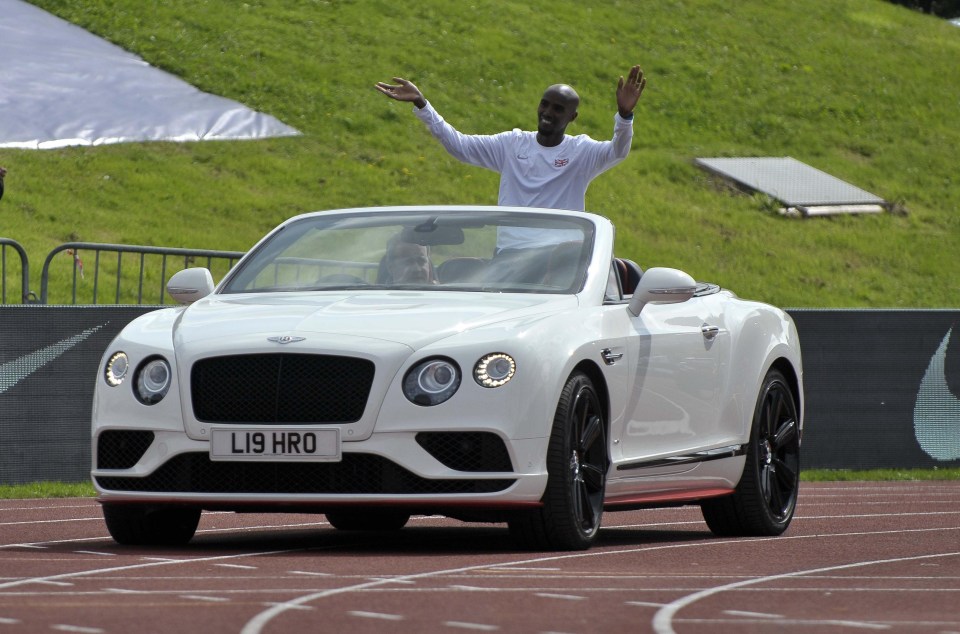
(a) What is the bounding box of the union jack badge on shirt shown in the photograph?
[554,158,569,167]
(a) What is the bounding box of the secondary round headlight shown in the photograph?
[474,353,516,388]
[135,357,171,405]
[403,357,461,406]
[104,351,129,387]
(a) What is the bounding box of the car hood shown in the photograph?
[174,291,578,350]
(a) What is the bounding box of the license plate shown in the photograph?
[210,428,340,462]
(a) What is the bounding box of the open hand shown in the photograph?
[616,65,646,118]
[375,77,426,109]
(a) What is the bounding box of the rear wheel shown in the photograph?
[325,509,410,531]
[509,372,608,551]
[701,368,800,536]
[102,504,200,546]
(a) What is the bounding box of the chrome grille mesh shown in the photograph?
[191,354,374,423]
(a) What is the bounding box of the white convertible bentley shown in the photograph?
[92,205,803,551]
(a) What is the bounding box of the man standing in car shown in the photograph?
[375,65,645,250]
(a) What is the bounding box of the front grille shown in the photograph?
[95,452,516,495]
[416,432,513,472]
[191,354,374,423]
[97,431,155,469]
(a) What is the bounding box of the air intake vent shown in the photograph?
[97,430,154,469]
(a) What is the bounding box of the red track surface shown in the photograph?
[2,482,959,633]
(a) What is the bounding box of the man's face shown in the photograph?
[388,242,432,284]
[537,85,579,137]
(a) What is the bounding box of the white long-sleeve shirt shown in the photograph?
[413,102,634,249]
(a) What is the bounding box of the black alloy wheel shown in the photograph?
[509,372,608,550]
[701,368,801,536]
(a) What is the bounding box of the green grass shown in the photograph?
[802,468,960,481]
[0,481,96,499]
[2,0,959,307]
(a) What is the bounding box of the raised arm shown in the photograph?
[375,77,427,109]
[616,65,646,118]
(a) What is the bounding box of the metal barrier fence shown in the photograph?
[0,238,245,305]
[0,238,32,304]
[39,242,245,305]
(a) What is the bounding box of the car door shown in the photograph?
[617,293,731,464]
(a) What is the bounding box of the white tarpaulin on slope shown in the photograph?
[0,0,300,149]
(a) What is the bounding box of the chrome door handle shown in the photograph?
[701,324,720,340]
[601,348,623,365]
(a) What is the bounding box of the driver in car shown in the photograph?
[383,237,435,285]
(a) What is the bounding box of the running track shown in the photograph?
[2,482,959,633]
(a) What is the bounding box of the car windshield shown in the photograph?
[222,209,595,295]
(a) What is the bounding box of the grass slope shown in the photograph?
[2,0,958,307]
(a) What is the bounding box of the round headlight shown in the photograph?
[105,351,129,387]
[135,358,171,405]
[474,353,516,388]
[403,358,461,406]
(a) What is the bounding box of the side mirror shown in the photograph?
[628,267,696,316]
[167,268,214,304]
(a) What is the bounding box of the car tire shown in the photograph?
[509,371,608,551]
[102,504,201,546]
[325,509,410,531]
[701,368,800,536]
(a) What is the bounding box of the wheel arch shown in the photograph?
[767,356,803,432]
[571,359,611,433]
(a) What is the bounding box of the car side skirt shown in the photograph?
[603,487,734,510]
[614,443,749,471]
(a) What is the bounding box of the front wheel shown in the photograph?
[102,504,201,546]
[701,368,800,536]
[509,372,608,551]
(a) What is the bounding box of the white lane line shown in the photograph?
[534,593,585,601]
[626,601,667,608]
[214,564,258,570]
[0,519,330,550]
[348,611,404,621]
[652,551,960,634]
[443,622,499,631]
[259,602,313,611]
[367,577,415,584]
[0,549,301,590]
[241,524,960,634]
[723,610,783,619]
[0,617,21,624]
[73,551,113,557]
[179,594,230,602]
[675,617,890,630]
[0,518,103,527]
[51,626,105,634]
[448,585,493,591]
[606,509,960,530]
[289,570,332,577]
